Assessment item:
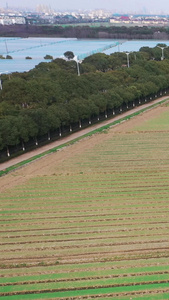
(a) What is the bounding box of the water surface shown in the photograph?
[0,37,169,74]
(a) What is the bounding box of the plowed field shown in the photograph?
[0,102,169,299]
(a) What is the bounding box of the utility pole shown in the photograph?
[157,46,168,60]
[74,56,80,76]
[76,60,80,76]
[125,52,130,68]
[0,73,2,90]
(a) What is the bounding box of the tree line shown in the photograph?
[1,44,169,157]
[0,24,169,39]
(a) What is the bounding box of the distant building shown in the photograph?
[0,15,26,25]
[110,14,169,27]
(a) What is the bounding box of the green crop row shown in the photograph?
[1,257,169,277]
[0,282,169,299]
[1,273,169,294]
[1,264,169,285]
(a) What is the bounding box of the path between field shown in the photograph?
[0,96,168,172]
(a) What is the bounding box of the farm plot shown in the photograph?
[0,103,169,299]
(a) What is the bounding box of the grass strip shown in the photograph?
[0,282,169,299]
[1,258,169,276]
[1,274,169,293]
[1,264,169,285]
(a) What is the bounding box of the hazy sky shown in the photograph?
[1,0,169,14]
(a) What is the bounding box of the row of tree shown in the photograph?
[1,44,169,156]
[0,24,169,39]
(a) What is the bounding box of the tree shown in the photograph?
[90,93,108,113]
[106,90,123,109]
[47,106,61,130]
[125,64,147,81]
[144,60,161,75]
[0,116,19,150]
[82,53,109,72]
[156,43,167,48]
[126,86,141,100]
[81,63,96,73]
[0,77,27,107]
[6,55,13,59]
[26,109,50,137]
[139,46,154,60]
[24,79,46,107]
[108,54,122,70]
[64,51,75,60]
[50,104,70,127]
[16,114,38,143]
[44,54,53,59]
[0,100,18,116]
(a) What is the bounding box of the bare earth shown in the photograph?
[0,96,168,193]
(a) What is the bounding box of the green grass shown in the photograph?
[0,273,169,294]
[133,107,169,131]
[1,264,169,285]
[0,283,169,299]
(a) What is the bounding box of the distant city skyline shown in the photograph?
[1,0,169,15]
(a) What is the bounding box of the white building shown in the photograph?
[0,15,26,25]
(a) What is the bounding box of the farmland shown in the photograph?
[0,102,169,299]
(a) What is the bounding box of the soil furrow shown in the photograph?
[0,238,169,252]
[1,232,169,244]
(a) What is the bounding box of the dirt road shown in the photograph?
[0,96,168,172]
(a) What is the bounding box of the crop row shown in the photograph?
[1,266,169,285]
[1,108,169,298]
[0,282,169,299]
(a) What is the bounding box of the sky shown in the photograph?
[1,0,169,15]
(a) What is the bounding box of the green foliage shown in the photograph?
[0,101,19,116]
[25,109,50,136]
[83,53,109,72]
[0,77,27,106]
[64,51,75,60]
[18,114,39,141]
[106,90,123,109]
[139,46,154,60]
[0,117,19,148]
[1,46,169,152]
[44,54,53,59]
[81,62,96,73]
[6,55,13,59]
